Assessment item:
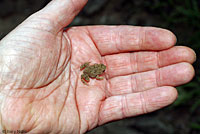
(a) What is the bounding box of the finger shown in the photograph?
[106,62,194,96]
[103,46,196,78]
[98,86,177,125]
[86,26,177,55]
[37,0,88,30]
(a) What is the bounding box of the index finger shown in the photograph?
[86,26,177,55]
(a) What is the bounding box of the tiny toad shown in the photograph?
[80,62,106,85]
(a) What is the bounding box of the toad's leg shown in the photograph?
[80,62,90,70]
[96,75,104,80]
[81,79,88,85]
[81,74,90,85]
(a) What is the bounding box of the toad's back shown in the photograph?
[83,64,106,78]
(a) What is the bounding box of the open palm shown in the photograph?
[0,0,196,134]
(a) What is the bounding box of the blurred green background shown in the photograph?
[0,0,199,134]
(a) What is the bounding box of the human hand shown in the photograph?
[0,0,196,133]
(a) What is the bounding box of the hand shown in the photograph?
[0,0,196,133]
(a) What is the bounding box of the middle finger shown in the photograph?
[103,46,195,78]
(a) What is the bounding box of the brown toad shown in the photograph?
[80,62,106,85]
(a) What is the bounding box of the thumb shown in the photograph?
[38,0,88,30]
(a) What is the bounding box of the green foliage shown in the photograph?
[190,122,200,130]
[147,0,200,28]
[173,80,200,111]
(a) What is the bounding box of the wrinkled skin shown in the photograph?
[0,0,196,134]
